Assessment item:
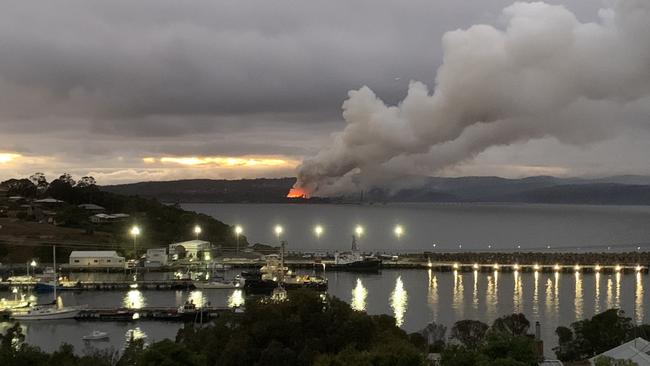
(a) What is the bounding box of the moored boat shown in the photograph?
[83,330,109,341]
[331,236,382,272]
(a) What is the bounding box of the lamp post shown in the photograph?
[234,225,243,254]
[130,226,141,259]
[27,260,37,276]
[194,225,202,240]
[314,225,323,245]
[274,225,283,244]
[394,225,403,240]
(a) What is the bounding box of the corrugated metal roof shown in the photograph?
[69,251,122,258]
[589,337,650,366]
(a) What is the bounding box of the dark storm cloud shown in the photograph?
[3,0,638,185]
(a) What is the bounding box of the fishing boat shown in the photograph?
[242,243,328,294]
[82,330,109,341]
[331,236,382,272]
[12,246,84,320]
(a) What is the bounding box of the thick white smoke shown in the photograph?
[295,1,650,196]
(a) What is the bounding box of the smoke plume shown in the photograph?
[295,1,650,196]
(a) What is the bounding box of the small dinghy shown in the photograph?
[82,330,109,341]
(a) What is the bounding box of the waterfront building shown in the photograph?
[145,248,168,267]
[69,251,125,268]
[169,240,211,261]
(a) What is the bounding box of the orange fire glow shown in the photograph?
[287,187,308,199]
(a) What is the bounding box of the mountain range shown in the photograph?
[100,175,650,205]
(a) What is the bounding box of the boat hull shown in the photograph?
[330,258,382,272]
[12,308,80,320]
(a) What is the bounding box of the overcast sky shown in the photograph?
[1,0,647,185]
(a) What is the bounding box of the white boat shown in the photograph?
[13,305,80,320]
[11,246,85,321]
[83,330,109,341]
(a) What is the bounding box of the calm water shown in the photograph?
[182,203,650,251]
[2,203,649,356]
[0,269,646,356]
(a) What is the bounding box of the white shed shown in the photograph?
[169,240,211,260]
[69,251,125,268]
[145,248,168,267]
[589,337,650,366]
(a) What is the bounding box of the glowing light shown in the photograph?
[533,264,540,271]
[30,260,37,267]
[351,278,367,311]
[188,290,205,307]
[616,265,622,272]
[513,264,520,271]
[574,264,581,272]
[493,263,500,270]
[355,225,364,236]
[314,225,323,237]
[142,157,156,163]
[274,225,283,236]
[287,187,308,198]
[473,263,479,270]
[125,327,147,343]
[228,289,244,308]
[390,276,408,327]
[554,264,561,271]
[0,153,20,164]
[130,226,141,236]
[636,265,643,272]
[427,261,433,268]
[394,225,404,238]
[123,289,145,309]
[194,225,202,235]
[452,263,459,270]
[235,225,243,235]
[595,265,601,272]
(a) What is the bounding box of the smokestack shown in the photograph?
[295,0,650,197]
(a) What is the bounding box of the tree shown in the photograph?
[554,309,635,361]
[29,172,48,193]
[76,176,97,188]
[594,356,639,366]
[450,320,489,349]
[421,322,447,345]
[2,178,37,197]
[492,313,530,336]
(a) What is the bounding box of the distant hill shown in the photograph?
[102,178,301,203]
[100,175,650,205]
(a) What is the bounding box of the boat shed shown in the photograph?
[169,240,211,261]
[69,251,125,268]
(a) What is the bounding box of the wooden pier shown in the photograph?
[74,306,235,322]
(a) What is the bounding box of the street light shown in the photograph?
[394,225,403,239]
[194,225,202,240]
[27,260,37,276]
[274,225,284,243]
[314,225,323,239]
[130,226,141,258]
[355,225,364,237]
[234,225,243,254]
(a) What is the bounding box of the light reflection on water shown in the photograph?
[351,278,367,311]
[574,272,583,320]
[390,276,407,327]
[123,290,145,309]
[0,269,647,357]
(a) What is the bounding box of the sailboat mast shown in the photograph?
[52,245,57,305]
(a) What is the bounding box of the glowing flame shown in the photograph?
[287,187,308,198]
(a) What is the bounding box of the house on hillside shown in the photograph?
[33,198,65,208]
[78,203,106,213]
[90,213,130,224]
[589,337,650,366]
[69,251,125,268]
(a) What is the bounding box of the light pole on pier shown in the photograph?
[130,225,141,259]
[194,225,202,240]
[314,225,323,246]
[234,225,243,254]
[274,225,284,244]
